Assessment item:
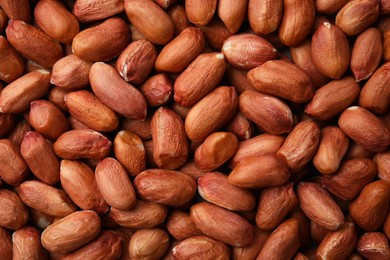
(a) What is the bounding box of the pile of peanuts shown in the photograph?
[0,0,390,259]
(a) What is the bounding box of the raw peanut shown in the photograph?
[166,210,203,240]
[151,107,188,169]
[311,221,331,245]
[60,231,122,260]
[34,0,79,44]
[194,132,238,171]
[0,0,30,22]
[0,70,51,114]
[222,34,278,70]
[313,126,349,174]
[129,24,146,42]
[198,172,256,211]
[72,0,124,22]
[357,232,390,259]
[305,76,360,120]
[225,112,253,141]
[172,236,230,260]
[185,86,238,142]
[322,158,377,200]
[359,62,390,115]
[156,27,205,73]
[140,73,173,107]
[171,102,191,119]
[54,129,111,160]
[95,157,136,210]
[48,87,68,112]
[190,202,254,247]
[375,152,390,183]
[114,228,133,260]
[218,0,247,33]
[256,183,298,230]
[239,90,293,134]
[338,106,390,152]
[229,133,285,168]
[185,0,217,26]
[277,120,320,172]
[113,130,146,177]
[125,0,174,45]
[0,189,28,230]
[90,62,147,119]
[177,161,208,180]
[8,120,31,147]
[68,116,89,130]
[18,180,77,217]
[290,39,330,89]
[60,160,109,214]
[279,0,315,46]
[311,22,350,79]
[72,17,130,62]
[109,200,167,229]
[129,228,169,260]
[297,182,345,231]
[247,60,314,103]
[134,169,196,206]
[315,0,349,14]
[349,180,390,231]
[226,65,255,94]
[200,18,232,49]
[28,100,69,140]
[6,20,62,68]
[174,52,226,107]
[154,0,177,9]
[0,227,12,259]
[0,112,14,138]
[0,139,29,185]
[28,208,54,230]
[381,0,390,13]
[51,54,92,91]
[233,228,269,260]
[345,141,375,160]
[229,154,289,188]
[0,36,24,83]
[116,40,157,84]
[12,226,48,260]
[257,218,300,260]
[41,210,100,254]
[351,28,382,82]
[316,222,357,260]
[336,0,380,36]
[289,208,312,249]
[122,118,152,141]
[65,90,118,132]
[248,0,282,34]
[167,3,191,35]
[21,131,60,185]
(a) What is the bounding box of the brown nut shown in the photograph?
[225,112,254,141]
[140,73,173,107]
[185,0,217,26]
[218,0,248,33]
[0,0,30,22]
[357,232,390,260]
[0,189,29,230]
[129,228,169,260]
[0,227,12,259]
[0,139,29,186]
[12,226,48,260]
[166,210,203,241]
[248,0,282,34]
[172,236,230,260]
[0,36,24,83]
[72,0,124,22]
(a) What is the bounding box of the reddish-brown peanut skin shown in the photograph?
[172,236,230,260]
[0,226,12,259]
[129,228,169,260]
[167,210,203,241]
[357,232,390,260]
[248,0,283,34]
[338,106,390,152]
[0,36,24,83]
[0,139,29,186]
[151,107,188,170]
[12,226,48,260]
[72,0,124,22]
[185,0,217,26]
[0,189,29,230]
[190,202,254,247]
[0,0,30,22]
[124,0,174,45]
[218,0,248,33]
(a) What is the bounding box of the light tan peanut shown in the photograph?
[21,131,60,185]
[134,169,196,206]
[113,130,146,177]
[12,226,48,260]
[54,129,111,160]
[191,202,254,247]
[151,107,188,169]
[41,210,100,254]
[0,189,28,230]
[125,0,174,45]
[0,139,29,186]
[90,62,147,120]
[322,158,377,200]
[174,52,226,107]
[6,20,62,68]
[60,160,109,214]
[109,200,167,229]
[129,228,169,260]
[95,157,136,210]
[185,86,238,142]
[72,17,130,62]
[156,27,205,73]
[18,180,77,217]
[72,0,124,22]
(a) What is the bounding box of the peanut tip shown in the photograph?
[216,53,224,60]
